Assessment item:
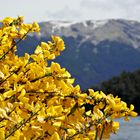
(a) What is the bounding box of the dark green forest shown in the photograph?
[92,69,140,114]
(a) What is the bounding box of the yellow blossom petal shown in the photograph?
[50,132,60,140]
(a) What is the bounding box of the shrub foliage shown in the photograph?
[0,16,137,140]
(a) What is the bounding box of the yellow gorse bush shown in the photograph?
[0,16,137,140]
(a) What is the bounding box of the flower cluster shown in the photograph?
[0,16,137,140]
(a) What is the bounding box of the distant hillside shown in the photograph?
[17,19,140,90]
[92,69,140,114]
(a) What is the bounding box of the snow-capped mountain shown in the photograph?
[18,19,140,89]
[38,19,140,49]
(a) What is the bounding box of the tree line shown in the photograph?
[92,69,140,114]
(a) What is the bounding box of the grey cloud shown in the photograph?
[80,0,140,8]
[45,7,82,21]
[80,0,117,9]
[80,0,140,20]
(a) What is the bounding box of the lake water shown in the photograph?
[110,116,140,140]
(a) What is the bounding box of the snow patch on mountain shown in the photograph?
[83,20,108,29]
[38,19,140,49]
[49,21,76,27]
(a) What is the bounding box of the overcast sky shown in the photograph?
[0,0,140,23]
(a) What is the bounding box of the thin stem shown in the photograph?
[0,71,15,86]
[0,107,16,122]
[26,91,56,94]
[0,28,31,60]
[95,127,98,140]
[5,108,40,139]
[30,73,52,82]
[99,125,105,140]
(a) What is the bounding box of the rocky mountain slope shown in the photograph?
[17,19,140,90]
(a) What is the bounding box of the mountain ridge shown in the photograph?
[18,19,140,89]
[38,19,140,49]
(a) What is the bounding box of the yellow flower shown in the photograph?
[85,110,91,116]
[1,17,14,24]
[34,45,43,54]
[18,89,26,99]
[0,128,5,140]
[124,116,130,121]
[107,97,116,108]
[53,121,62,127]
[3,90,15,98]
[32,22,40,32]
[113,104,123,111]
[37,108,46,122]
[130,104,134,111]
[50,132,60,140]
[52,36,65,51]
[130,111,138,117]
[51,62,61,73]
[48,53,55,59]
[67,129,77,136]
[112,121,119,132]
[18,89,29,103]
[55,116,65,121]
[47,105,63,117]
[10,130,21,140]
[41,42,50,50]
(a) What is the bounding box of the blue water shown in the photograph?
[110,116,140,140]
